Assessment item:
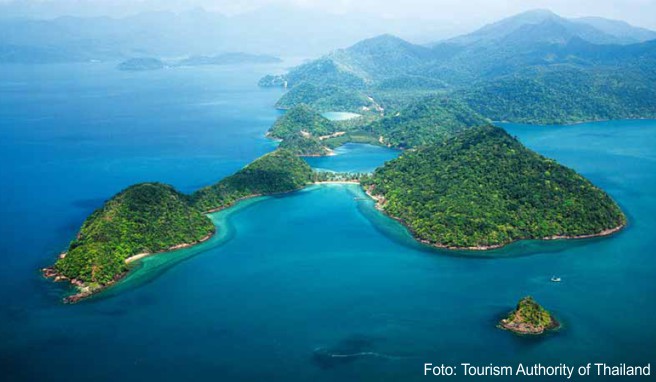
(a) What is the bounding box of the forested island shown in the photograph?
[117,57,166,71]
[498,296,560,335]
[176,53,281,67]
[361,125,626,249]
[118,52,282,72]
[44,149,314,302]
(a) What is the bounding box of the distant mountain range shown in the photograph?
[261,9,656,124]
[445,9,656,46]
[0,7,468,63]
[268,10,656,87]
[3,7,653,65]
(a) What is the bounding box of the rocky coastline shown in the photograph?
[498,296,560,335]
[42,232,214,303]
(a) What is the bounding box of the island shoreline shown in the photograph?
[498,316,561,335]
[42,232,216,303]
[363,186,626,251]
[497,296,561,335]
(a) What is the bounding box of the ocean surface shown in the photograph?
[1,63,655,381]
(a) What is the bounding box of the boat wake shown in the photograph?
[314,347,406,360]
[312,339,414,369]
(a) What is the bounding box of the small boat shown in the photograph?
[550,276,562,282]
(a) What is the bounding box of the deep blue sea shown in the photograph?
[1,63,655,381]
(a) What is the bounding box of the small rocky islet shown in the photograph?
[498,296,560,335]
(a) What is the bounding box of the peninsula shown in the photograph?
[44,149,314,302]
[498,296,560,335]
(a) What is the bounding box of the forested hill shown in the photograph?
[273,83,377,113]
[191,149,314,211]
[260,10,656,125]
[266,105,337,156]
[362,125,626,249]
[54,183,215,285]
[367,98,490,148]
[268,105,337,139]
[458,66,656,124]
[267,99,489,154]
[444,9,656,46]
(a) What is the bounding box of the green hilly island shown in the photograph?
[362,125,626,249]
[499,296,560,335]
[46,149,313,302]
[53,183,215,287]
[117,57,166,71]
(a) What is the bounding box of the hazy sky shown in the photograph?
[2,0,656,30]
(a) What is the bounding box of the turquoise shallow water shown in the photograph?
[321,111,362,121]
[304,143,400,173]
[1,62,655,381]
